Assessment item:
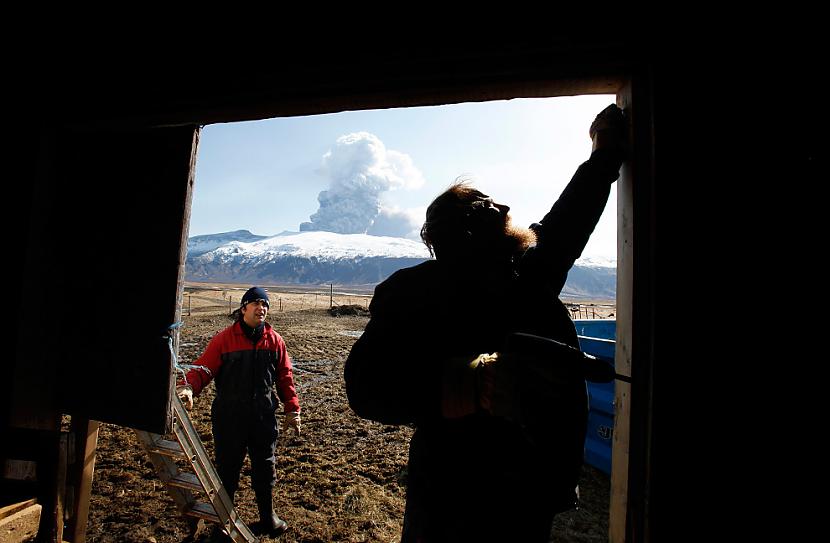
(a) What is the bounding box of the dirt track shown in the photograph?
[85,289,611,542]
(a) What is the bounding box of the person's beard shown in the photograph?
[453,213,537,265]
[505,221,537,253]
[493,216,536,261]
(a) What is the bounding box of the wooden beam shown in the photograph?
[609,68,656,543]
[0,502,42,542]
[54,433,68,543]
[610,81,635,543]
[49,43,634,129]
[0,498,37,520]
[65,419,100,543]
[165,128,201,432]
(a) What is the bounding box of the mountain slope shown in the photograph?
[185,230,616,297]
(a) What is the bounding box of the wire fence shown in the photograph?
[181,285,373,316]
[564,302,616,320]
[181,286,615,321]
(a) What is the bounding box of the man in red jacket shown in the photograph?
[177,286,300,540]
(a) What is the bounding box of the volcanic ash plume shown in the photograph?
[300,132,424,237]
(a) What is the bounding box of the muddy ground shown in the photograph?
[85,287,612,543]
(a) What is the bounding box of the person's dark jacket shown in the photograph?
[344,149,622,542]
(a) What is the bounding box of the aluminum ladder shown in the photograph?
[134,394,259,542]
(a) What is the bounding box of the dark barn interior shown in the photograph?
[4,38,661,542]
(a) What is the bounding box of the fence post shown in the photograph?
[187,294,191,316]
[330,284,333,309]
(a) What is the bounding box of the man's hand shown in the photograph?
[441,352,521,422]
[589,103,627,155]
[176,385,194,410]
[282,411,301,436]
[477,352,520,421]
[442,346,597,425]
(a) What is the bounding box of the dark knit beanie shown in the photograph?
[241,286,270,308]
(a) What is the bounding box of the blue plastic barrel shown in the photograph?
[573,319,616,474]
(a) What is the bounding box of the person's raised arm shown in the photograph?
[521,104,628,294]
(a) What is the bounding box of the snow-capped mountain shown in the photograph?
[187,230,270,257]
[185,230,616,297]
[201,231,430,260]
[186,231,430,287]
[573,255,617,269]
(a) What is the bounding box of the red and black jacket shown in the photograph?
[183,321,300,414]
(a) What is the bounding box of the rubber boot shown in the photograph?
[252,490,288,537]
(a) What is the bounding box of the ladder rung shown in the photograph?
[147,439,189,459]
[185,501,220,523]
[168,471,203,492]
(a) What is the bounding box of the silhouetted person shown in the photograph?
[345,104,627,542]
[177,286,301,541]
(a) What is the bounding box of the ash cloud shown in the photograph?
[300,132,424,238]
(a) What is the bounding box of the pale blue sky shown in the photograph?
[191,94,618,260]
